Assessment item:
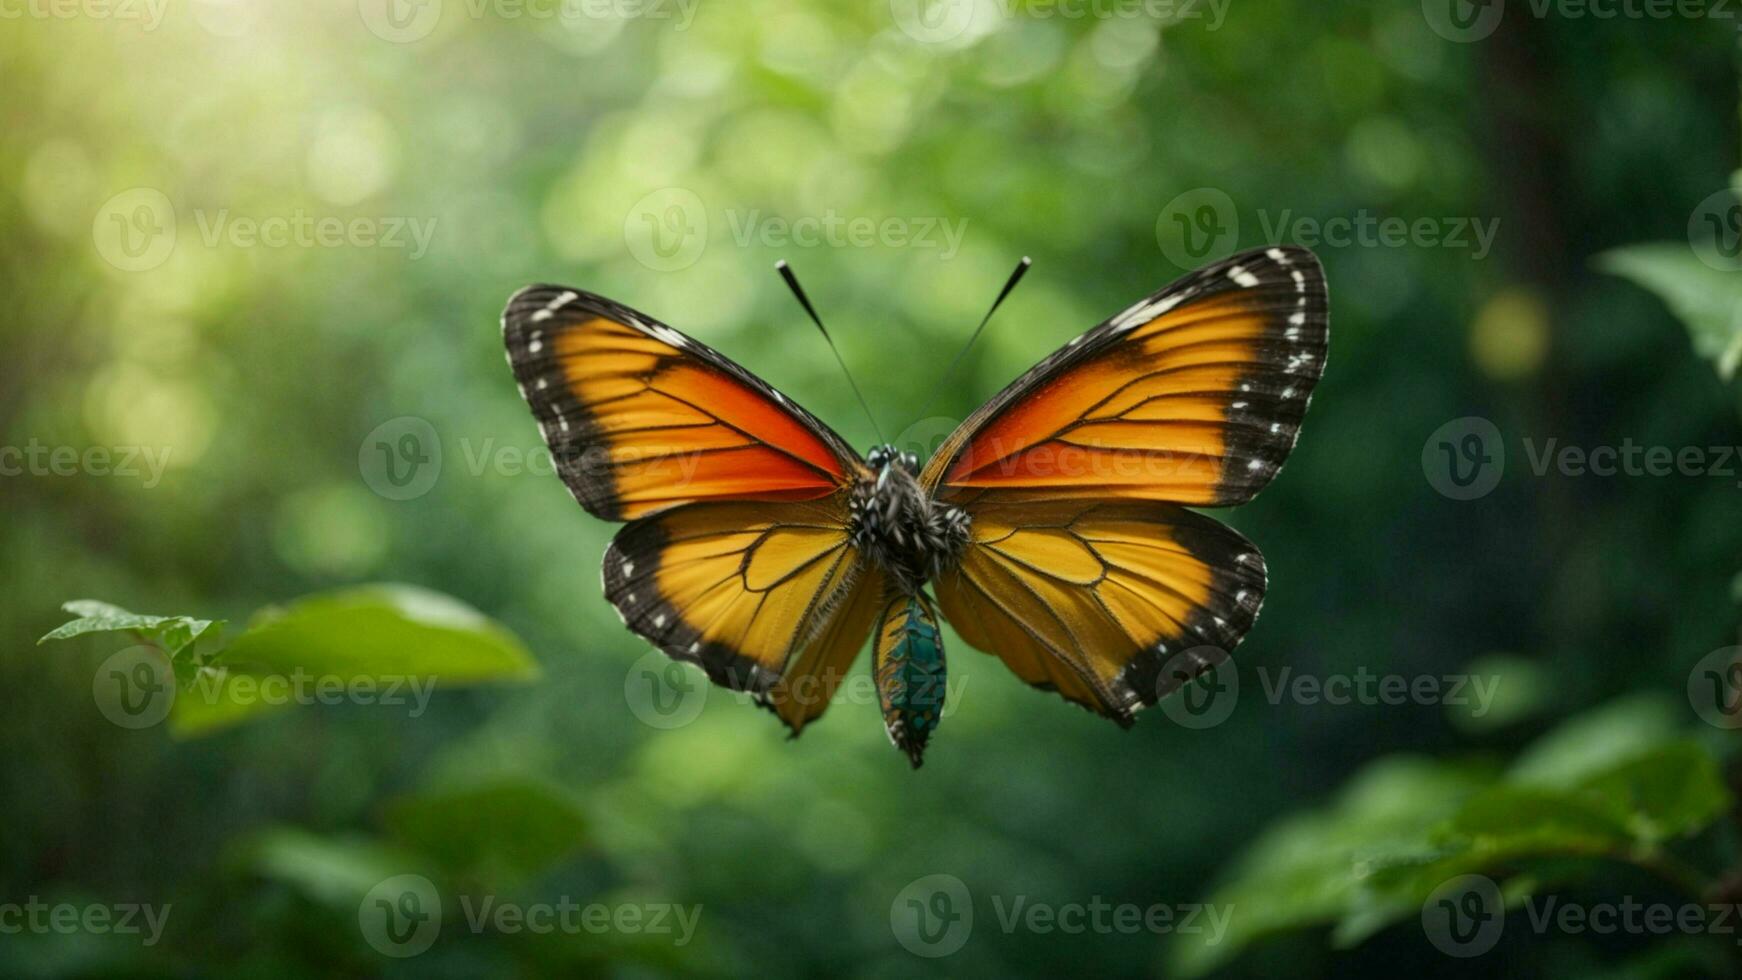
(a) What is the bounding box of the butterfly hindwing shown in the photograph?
[920,246,1328,507]
[602,495,882,734]
[931,495,1265,723]
[504,286,860,521]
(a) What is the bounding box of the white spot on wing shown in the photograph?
[648,323,689,348]
[1228,265,1259,288]
[1115,292,1184,331]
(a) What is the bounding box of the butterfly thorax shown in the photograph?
[851,446,970,593]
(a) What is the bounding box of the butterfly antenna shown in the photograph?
[776,260,886,443]
[915,256,1032,420]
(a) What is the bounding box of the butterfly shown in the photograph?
[502,245,1328,767]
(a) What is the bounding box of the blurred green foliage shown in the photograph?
[1173,696,1734,975]
[5,1,1742,977]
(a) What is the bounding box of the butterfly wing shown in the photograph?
[919,246,1327,507]
[922,246,1327,721]
[503,285,860,521]
[604,497,884,733]
[504,287,879,732]
[932,496,1263,723]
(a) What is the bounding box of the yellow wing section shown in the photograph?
[933,494,1265,723]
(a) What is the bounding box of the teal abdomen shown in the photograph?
[874,593,947,768]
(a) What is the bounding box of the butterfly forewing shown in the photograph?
[920,246,1328,507]
[503,286,861,520]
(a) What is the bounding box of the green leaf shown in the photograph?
[1168,757,1489,977]
[383,779,589,886]
[1177,699,1733,976]
[1507,695,1681,786]
[1577,740,1731,844]
[172,584,539,737]
[239,827,433,908]
[1443,785,1636,848]
[1597,244,1742,380]
[39,599,222,664]
[1447,654,1553,734]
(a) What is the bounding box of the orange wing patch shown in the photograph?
[603,496,882,734]
[923,246,1328,508]
[932,493,1265,723]
[504,286,858,521]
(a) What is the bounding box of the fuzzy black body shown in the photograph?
[850,447,970,593]
[851,446,967,766]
